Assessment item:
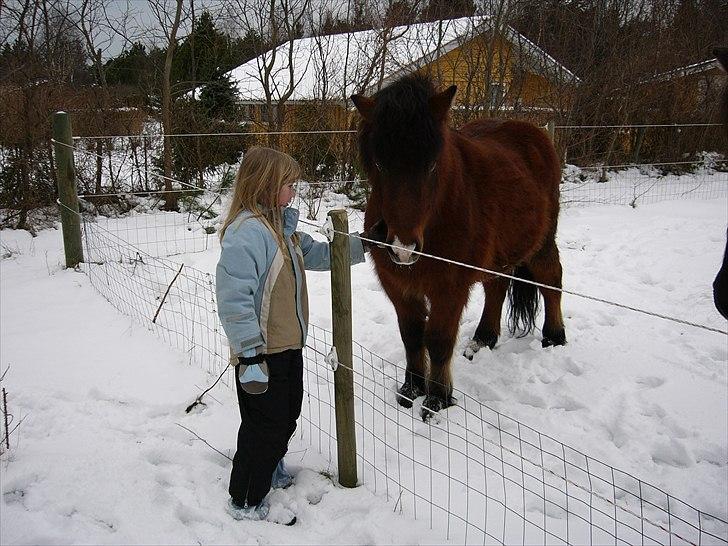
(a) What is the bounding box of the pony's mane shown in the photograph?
[368,73,444,173]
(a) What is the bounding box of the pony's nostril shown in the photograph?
[389,236,419,264]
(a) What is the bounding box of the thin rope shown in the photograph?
[297,217,728,336]
[78,189,204,199]
[576,159,727,169]
[555,123,722,129]
[72,129,358,140]
[70,125,722,139]
[52,139,223,197]
[53,139,365,193]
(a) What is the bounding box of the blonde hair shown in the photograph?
[219,146,301,246]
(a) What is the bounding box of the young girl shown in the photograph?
[216,147,366,524]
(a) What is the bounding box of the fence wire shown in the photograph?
[66,127,727,216]
[304,326,728,545]
[77,213,728,546]
[559,160,728,208]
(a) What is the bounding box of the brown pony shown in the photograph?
[352,74,566,420]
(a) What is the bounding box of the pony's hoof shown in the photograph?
[463,335,497,360]
[397,381,425,408]
[463,340,480,360]
[542,328,566,348]
[420,394,457,421]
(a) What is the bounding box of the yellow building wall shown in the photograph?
[419,34,566,112]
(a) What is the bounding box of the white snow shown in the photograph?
[1,182,727,544]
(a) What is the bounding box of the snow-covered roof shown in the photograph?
[640,58,720,84]
[225,16,579,103]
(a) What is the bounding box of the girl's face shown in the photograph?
[277,181,297,206]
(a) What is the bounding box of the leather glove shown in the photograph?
[237,354,269,395]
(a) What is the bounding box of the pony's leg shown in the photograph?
[465,276,510,359]
[528,242,567,347]
[391,294,428,408]
[421,289,469,420]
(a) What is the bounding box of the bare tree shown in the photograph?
[225,0,311,146]
[147,0,186,210]
[1,0,90,230]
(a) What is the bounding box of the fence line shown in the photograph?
[554,123,722,129]
[303,331,728,545]
[297,217,728,336]
[51,139,221,196]
[61,189,728,337]
[70,212,728,545]
[62,135,727,211]
[72,129,359,140]
[71,123,724,140]
[55,141,728,335]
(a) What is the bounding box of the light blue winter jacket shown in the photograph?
[216,207,365,356]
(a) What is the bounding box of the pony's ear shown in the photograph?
[429,85,457,121]
[351,94,375,119]
[715,47,728,72]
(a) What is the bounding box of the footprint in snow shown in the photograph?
[635,376,665,389]
[651,438,694,468]
[559,356,584,376]
[516,389,548,409]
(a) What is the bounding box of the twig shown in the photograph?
[152,263,184,324]
[176,423,231,461]
[0,365,9,383]
[185,364,231,413]
[0,414,26,451]
[2,388,9,450]
[195,192,221,223]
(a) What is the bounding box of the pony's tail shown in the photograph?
[507,265,540,337]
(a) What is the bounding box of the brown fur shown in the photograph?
[354,77,566,419]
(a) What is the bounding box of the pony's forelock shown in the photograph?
[366,74,444,173]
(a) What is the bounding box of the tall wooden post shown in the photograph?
[328,209,357,488]
[53,111,84,268]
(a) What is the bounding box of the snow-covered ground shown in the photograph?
[1,185,727,544]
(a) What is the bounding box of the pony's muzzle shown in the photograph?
[388,236,421,265]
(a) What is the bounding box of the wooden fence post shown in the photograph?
[52,111,84,268]
[328,209,358,488]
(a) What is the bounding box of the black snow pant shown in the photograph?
[229,348,304,507]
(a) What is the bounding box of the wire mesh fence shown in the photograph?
[304,326,728,545]
[64,128,726,225]
[559,159,728,208]
[84,212,216,258]
[70,128,362,201]
[77,212,728,546]
[81,219,231,385]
